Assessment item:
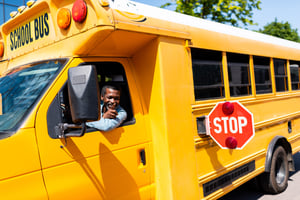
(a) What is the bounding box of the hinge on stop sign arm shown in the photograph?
[196,115,210,135]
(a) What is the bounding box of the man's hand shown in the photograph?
[103,109,118,119]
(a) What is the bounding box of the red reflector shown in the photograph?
[225,136,238,149]
[222,102,234,115]
[72,0,87,23]
[0,42,4,57]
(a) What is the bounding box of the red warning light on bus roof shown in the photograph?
[0,42,4,57]
[72,0,87,23]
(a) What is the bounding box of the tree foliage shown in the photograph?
[258,19,300,42]
[161,0,261,27]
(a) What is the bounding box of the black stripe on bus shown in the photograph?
[203,160,255,197]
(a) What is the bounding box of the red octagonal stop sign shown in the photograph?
[207,101,255,149]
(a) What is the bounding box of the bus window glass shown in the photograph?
[253,56,272,94]
[0,59,65,132]
[191,48,224,100]
[274,58,288,92]
[227,53,251,97]
[290,60,300,90]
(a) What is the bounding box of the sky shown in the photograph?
[134,0,300,32]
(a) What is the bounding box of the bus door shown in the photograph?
[35,58,152,199]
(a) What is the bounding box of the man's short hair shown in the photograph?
[101,84,121,97]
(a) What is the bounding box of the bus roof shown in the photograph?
[110,0,300,52]
[1,0,300,64]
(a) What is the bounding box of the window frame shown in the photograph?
[273,58,288,92]
[47,61,135,138]
[289,60,300,90]
[191,48,225,101]
[226,52,252,97]
[253,56,272,95]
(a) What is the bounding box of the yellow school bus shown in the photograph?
[1,0,300,199]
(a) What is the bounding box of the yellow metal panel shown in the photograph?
[159,37,200,199]
[43,144,152,200]
[0,128,41,179]
[0,128,47,199]
[133,38,174,199]
[0,171,47,200]
[132,36,200,199]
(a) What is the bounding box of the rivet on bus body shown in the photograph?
[222,102,234,115]
[225,136,238,149]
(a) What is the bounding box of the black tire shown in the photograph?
[258,146,289,194]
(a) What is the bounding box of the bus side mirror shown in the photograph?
[68,65,100,123]
[55,65,100,139]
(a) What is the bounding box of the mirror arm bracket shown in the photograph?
[56,123,86,139]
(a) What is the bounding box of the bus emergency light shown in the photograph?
[222,102,237,149]
[0,42,4,57]
[222,101,234,115]
[10,11,18,18]
[18,6,26,13]
[26,0,36,8]
[99,0,110,6]
[57,8,71,29]
[72,0,87,23]
[225,136,238,149]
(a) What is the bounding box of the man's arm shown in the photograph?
[86,107,127,131]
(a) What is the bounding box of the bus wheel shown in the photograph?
[258,146,289,194]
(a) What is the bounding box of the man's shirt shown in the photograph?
[86,104,127,131]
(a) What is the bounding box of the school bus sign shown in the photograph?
[9,13,50,52]
[208,101,255,149]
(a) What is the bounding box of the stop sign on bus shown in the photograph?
[207,101,255,149]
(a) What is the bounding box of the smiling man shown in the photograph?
[86,85,127,131]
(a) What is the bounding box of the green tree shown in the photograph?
[258,19,300,42]
[161,0,261,27]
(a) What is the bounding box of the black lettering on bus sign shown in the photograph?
[10,13,49,51]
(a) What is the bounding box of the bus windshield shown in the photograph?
[0,59,66,132]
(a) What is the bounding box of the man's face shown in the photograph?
[102,88,121,110]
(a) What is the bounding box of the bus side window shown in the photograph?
[191,48,224,100]
[227,53,251,97]
[274,58,288,92]
[92,62,134,125]
[290,60,300,90]
[253,56,272,94]
[47,61,134,138]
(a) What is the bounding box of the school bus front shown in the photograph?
[0,0,157,199]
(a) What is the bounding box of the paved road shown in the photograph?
[219,152,300,200]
